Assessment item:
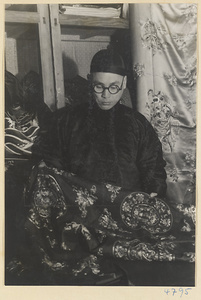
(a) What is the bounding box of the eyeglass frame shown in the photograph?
[91,76,125,95]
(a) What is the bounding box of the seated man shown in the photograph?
[6,49,195,286]
[34,48,167,197]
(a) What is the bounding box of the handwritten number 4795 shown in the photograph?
[164,288,192,297]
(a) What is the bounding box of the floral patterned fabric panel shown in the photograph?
[7,163,195,284]
[129,3,197,205]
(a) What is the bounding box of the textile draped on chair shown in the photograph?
[129,3,197,205]
[6,163,195,285]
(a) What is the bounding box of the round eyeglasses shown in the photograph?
[92,77,124,95]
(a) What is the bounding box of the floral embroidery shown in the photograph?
[120,192,172,233]
[164,73,178,86]
[153,235,177,241]
[184,97,193,110]
[167,167,179,182]
[6,259,26,275]
[135,193,145,202]
[34,184,56,208]
[113,239,175,262]
[183,63,197,87]
[72,255,101,276]
[182,252,195,262]
[28,208,43,229]
[129,242,160,261]
[113,241,130,260]
[105,183,121,202]
[181,219,192,232]
[183,153,196,203]
[27,170,67,230]
[33,174,67,219]
[64,222,92,241]
[184,152,196,169]
[61,242,72,251]
[52,167,66,176]
[95,229,107,243]
[160,3,197,25]
[90,185,97,194]
[172,34,188,52]
[140,19,168,55]
[184,4,197,24]
[98,208,118,230]
[97,248,104,256]
[133,63,145,79]
[42,162,76,178]
[42,254,66,271]
[72,185,97,218]
[46,236,57,248]
[147,90,179,152]
[159,241,176,251]
[176,204,196,225]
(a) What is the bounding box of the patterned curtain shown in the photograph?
[129,3,197,205]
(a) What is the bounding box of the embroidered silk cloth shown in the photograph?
[7,163,195,285]
[129,3,197,205]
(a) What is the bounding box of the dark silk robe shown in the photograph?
[33,101,167,197]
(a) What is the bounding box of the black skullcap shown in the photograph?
[90,49,127,76]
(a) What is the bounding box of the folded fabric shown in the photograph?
[7,162,194,285]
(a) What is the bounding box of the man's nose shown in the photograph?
[101,88,110,98]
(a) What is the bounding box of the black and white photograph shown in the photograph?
[3,1,198,291]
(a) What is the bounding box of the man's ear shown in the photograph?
[123,76,127,89]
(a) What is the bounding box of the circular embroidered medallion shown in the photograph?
[120,192,173,233]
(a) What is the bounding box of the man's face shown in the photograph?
[90,72,127,110]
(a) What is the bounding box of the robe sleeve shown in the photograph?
[136,115,167,197]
